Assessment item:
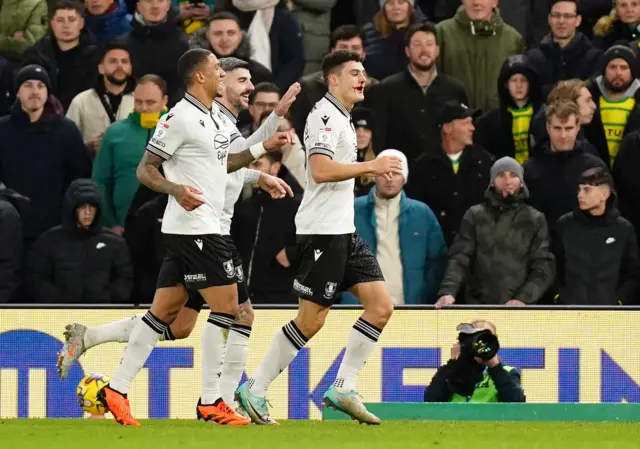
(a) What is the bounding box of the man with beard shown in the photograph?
[435,157,555,307]
[23,0,101,111]
[554,167,639,305]
[369,22,467,164]
[584,45,640,167]
[67,44,135,155]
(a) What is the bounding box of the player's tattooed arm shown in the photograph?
[136,151,182,197]
[227,149,256,173]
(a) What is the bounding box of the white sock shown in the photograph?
[334,318,381,392]
[249,321,308,397]
[109,311,167,395]
[84,314,143,349]
[201,312,234,404]
[220,324,251,405]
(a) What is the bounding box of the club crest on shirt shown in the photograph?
[323,282,337,300]
[214,133,230,150]
[223,260,235,278]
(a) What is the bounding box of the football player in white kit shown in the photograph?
[236,50,404,425]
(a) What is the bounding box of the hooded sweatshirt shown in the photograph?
[25,179,133,303]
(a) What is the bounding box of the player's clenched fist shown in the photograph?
[172,184,205,211]
[369,155,404,176]
[264,130,295,152]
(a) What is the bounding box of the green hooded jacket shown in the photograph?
[0,0,48,59]
[92,111,166,228]
[436,6,525,112]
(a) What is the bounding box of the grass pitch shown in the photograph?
[2,419,640,449]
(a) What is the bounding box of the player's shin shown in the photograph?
[201,312,235,404]
[83,314,143,349]
[220,324,251,404]
[333,317,382,391]
[248,321,308,397]
[108,311,168,394]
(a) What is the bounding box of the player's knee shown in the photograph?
[294,313,326,339]
[235,302,254,326]
[373,299,394,327]
[171,322,193,339]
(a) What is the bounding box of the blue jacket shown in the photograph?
[341,189,447,304]
[84,0,131,44]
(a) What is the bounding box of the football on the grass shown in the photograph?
[76,373,110,415]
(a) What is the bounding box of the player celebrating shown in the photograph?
[96,49,291,426]
[236,50,403,425]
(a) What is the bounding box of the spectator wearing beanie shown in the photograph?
[25,178,133,303]
[0,0,48,65]
[342,149,447,305]
[436,1,525,112]
[554,167,639,305]
[363,0,421,81]
[83,0,132,44]
[475,54,543,165]
[117,0,189,106]
[0,65,91,244]
[22,0,102,111]
[583,44,640,167]
[526,1,602,98]
[436,156,555,307]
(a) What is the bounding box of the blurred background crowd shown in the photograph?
[0,0,639,307]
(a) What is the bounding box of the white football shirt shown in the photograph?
[296,93,357,235]
[146,93,233,235]
[215,100,282,235]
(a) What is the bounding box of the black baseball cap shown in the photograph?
[437,100,480,127]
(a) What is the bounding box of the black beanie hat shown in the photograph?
[601,45,639,79]
[15,65,52,93]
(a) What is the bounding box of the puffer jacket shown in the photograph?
[0,0,48,62]
[438,187,555,305]
[291,0,337,75]
[25,179,133,303]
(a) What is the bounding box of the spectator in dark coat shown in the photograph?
[231,152,301,305]
[83,0,132,43]
[405,100,494,246]
[26,178,133,303]
[0,56,15,116]
[526,0,603,97]
[0,184,29,303]
[593,1,640,49]
[216,1,304,93]
[117,0,189,106]
[554,167,639,305]
[436,157,555,307]
[475,55,543,165]
[369,22,468,163]
[188,12,274,87]
[0,65,91,243]
[23,0,102,111]
[290,24,378,143]
[363,0,420,81]
[524,100,606,234]
[612,129,640,244]
[124,193,167,305]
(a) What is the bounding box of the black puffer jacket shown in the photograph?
[25,179,133,304]
[526,33,602,97]
[0,183,29,302]
[555,196,639,305]
[475,55,543,162]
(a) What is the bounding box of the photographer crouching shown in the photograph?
[424,320,525,403]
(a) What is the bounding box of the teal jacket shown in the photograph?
[92,112,160,228]
[341,190,447,305]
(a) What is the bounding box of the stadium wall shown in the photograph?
[0,307,639,419]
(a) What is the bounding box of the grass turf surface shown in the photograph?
[2,420,640,449]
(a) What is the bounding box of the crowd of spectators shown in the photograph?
[0,0,639,307]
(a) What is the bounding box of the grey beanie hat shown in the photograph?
[490,157,528,194]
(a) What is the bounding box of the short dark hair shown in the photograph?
[219,57,250,73]
[321,50,362,81]
[51,0,84,19]
[330,25,365,50]
[405,22,438,46]
[177,48,212,88]
[250,82,280,104]
[100,42,130,63]
[261,150,283,165]
[137,74,167,96]
[208,11,241,27]
[549,0,581,15]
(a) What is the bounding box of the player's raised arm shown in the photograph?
[227,130,295,173]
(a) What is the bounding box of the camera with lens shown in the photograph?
[457,323,500,361]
